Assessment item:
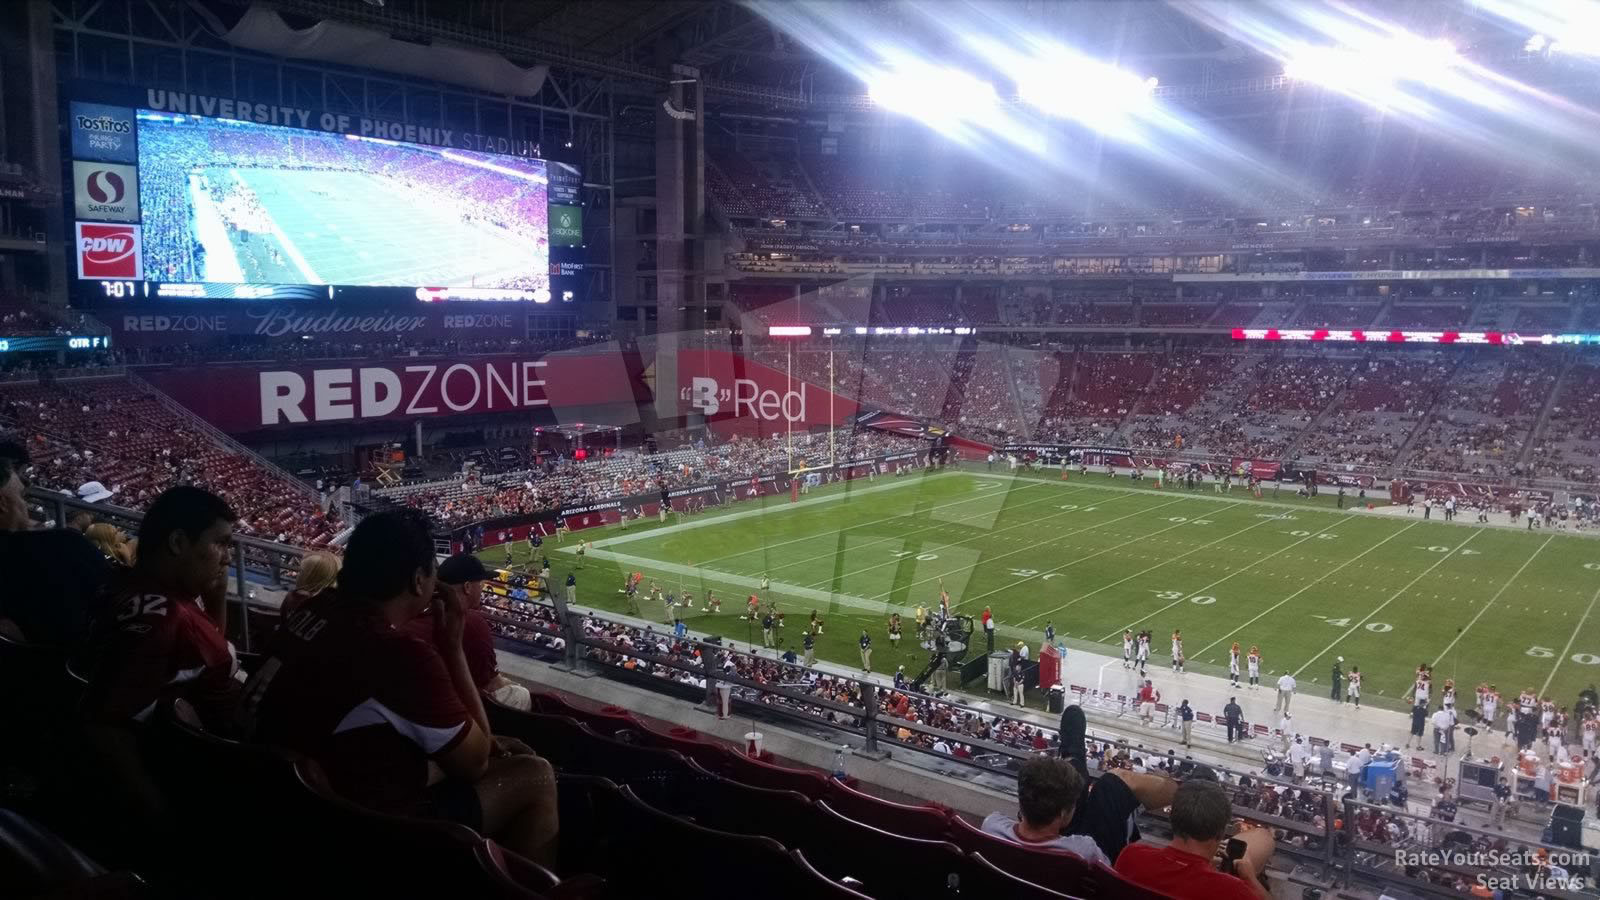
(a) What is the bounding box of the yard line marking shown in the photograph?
[1541,583,1600,696]
[869,494,1209,605]
[1011,504,1278,627]
[1191,520,1419,657]
[764,482,1091,574]
[697,477,1075,560]
[1291,529,1482,678]
[587,469,964,549]
[1097,515,1352,640]
[957,500,1248,617]
[1428,534,1553,671]
[814,489,1160,592]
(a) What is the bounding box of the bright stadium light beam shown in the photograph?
[866,62,998,127]
[1478,0,1600,56]
[1012,48,1158,136]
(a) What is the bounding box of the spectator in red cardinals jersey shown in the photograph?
[81,485,239,728]
[247,510,558,865]
[79,486,240,828]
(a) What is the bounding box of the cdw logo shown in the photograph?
[76,222,142,279]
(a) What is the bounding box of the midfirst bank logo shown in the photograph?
[682,376,807,422]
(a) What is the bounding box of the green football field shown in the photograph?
[485,466,1600,713]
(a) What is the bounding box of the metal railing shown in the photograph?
[24,487,313,654]
[481,583,1598,897]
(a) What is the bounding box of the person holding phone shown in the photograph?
[1114,778,1274,900]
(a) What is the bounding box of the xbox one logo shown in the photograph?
[559,213,573,228]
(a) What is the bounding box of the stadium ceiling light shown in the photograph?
[1283,37,1461,91]
[1525,34,1547,52]
[867,63,998,125]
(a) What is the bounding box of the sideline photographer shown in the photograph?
[1114,776,1275,900]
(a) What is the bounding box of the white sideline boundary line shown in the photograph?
[1190,520,1420,658]
[1290,529,1482,678]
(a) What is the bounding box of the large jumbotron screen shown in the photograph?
[98,110,552,300]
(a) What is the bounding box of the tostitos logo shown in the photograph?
[76,222,142,279]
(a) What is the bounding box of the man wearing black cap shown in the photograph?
[406,554,532,712]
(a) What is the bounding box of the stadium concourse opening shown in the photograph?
[13,0,1600,897]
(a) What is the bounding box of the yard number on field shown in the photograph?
[1166,517,1213,525]
[1284,530,1338,539]
[1058,504,1099,511]
[1310,615,1391,632]
[1010,569,1063,580]
[1151,590,1216,605]
[889,550,939,560]
[1527,647,1600,665]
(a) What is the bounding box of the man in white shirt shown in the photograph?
[1275,672,1296,715]
[1431,706,1457,755]
[1279,713,1294,753]
[980,757,1111,867]
[1288,737,1310,779]
[1346,744,1370,794]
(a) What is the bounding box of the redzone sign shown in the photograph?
[138,352,642,432]
[76,222,141,278]
[258,360,549,425]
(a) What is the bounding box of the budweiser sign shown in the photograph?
[105,305,528,347]
[247,308,429,338]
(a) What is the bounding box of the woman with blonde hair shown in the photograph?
[281,551,339,620]
[84,522,131,566]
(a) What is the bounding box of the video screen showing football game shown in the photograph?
[135,111,550,291]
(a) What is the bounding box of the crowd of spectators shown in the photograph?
[383,430,929,529]
[0,376,339,547]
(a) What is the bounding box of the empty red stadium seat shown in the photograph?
[812,800,973,899]
[966,851,1081,899]
[0,808,147,900]
[791,849,876,899]
[824,779,952,841]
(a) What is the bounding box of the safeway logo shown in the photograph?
[76,222,142,279]
[73,161,140,223]
[86,170,125,203]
